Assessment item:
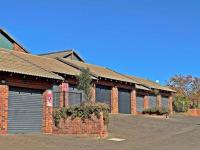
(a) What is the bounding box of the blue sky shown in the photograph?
[1,0,200,84]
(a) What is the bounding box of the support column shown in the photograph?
[111,86,118,114]
[131,89,137,115]
[156,94,162,107]
[91,83,96,104]
[169,95,173,115]
[144,95,149,109]
[43,90,53,134]
[59,82,69,107]
[0,84,8,134]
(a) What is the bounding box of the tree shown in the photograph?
[76,68,93,104]
[168,75,200,109]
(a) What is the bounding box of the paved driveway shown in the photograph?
[0,114,199,150]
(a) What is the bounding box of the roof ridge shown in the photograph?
[38,49,73,56]
[11,51,63,80]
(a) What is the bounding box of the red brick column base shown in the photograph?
[0,85,8,134]
[156,94,162,107]
[43,90,53,134]
[111,86,118,113]
[144,95,149,109]
[131,89,137,115]
[188,109,200,116]
[168,96,173,115]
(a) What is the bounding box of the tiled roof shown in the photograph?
[136,84,151,91]
[0,49,63,80]
[39,50,73,58]
[39,49,84,62]
[12,50,82,77]
[58,58,137,84]
[126,75,176,92]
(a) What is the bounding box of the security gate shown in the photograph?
[118,89,131,114]
[137,95,144,113]
[69,84,83,105]
[96,85,111,107]
[162,96,169,108]
[149,95,157,108]
[8,87,43,134]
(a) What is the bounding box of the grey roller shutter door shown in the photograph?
[96,85,111,107]
[162,96,169,108]
[118,89,131,114]
[149,95,157,108]
[137,95,144,113]
[8,87,43,134]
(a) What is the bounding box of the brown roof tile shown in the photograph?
[126,75,176,92]
[12,50,82,77]
[0,49,63,80]
[58,58,137,84]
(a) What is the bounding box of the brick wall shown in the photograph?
[156,94,162,107]
[42,90,53,134]
[0,85,8,134]
[168,95,173,114]
[188,109,200,116]
[131,89,137,115]
[111,86,118,113]
[144,95,149,109]
[53,112,108,138]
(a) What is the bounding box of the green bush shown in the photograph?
[173,96,190,112]
[142,107,169,115]
[53,103,110,127]
[190,101,200,109]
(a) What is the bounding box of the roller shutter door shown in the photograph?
[162,96,169,108]
[8,87,43,134]
[149,95,157,108]
[96,85,111,107]
[118,89,131,114]
[137,95,144,113]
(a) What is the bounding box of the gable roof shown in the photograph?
[39,49,84,62]
[0,29,29,53]
[0,49,63,80]
[12,50,83,77]
[125,75,176,92]
[57,58,137,84]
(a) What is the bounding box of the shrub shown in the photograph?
[173,96,190,112]
[142,107,169,115]
[53,103,110,127]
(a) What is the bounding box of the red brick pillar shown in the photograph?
[168,95,173,115]
[99,112,108,138]
[0,85,8,134]
[111,86,118,114]
[156,94,162,107]
[43,90,53,134]
[59,83,69,107]
[131,89,137,115]
[144,95,149,109]
[91,83,96,104]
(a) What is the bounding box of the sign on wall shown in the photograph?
[46,90,53,107]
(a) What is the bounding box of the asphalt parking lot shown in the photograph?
[0,114,199,150]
